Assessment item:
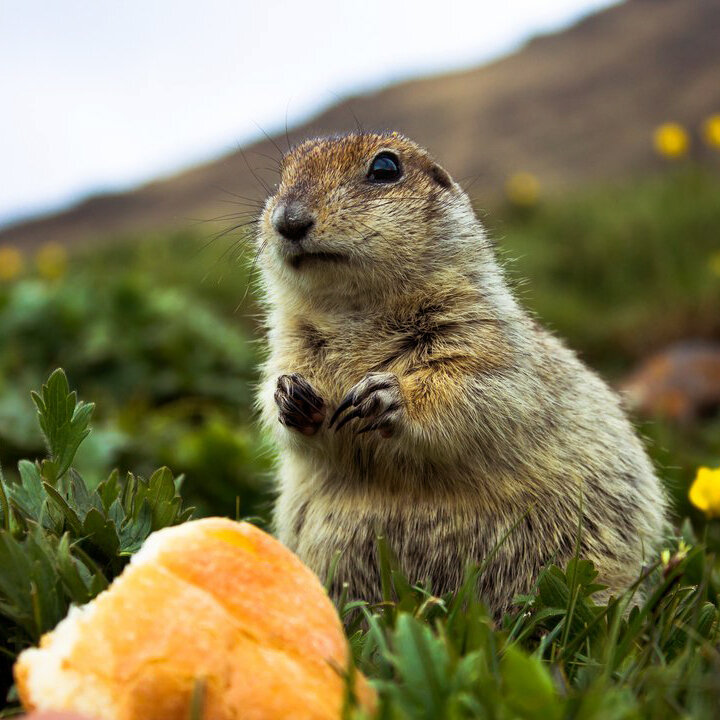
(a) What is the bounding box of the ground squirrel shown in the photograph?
[256,132,667,615]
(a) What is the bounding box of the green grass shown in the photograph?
[1,371,719,718]
[342,536,720,719]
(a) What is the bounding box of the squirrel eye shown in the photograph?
[367,152,402,183]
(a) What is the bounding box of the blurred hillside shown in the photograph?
[2,0,719,247]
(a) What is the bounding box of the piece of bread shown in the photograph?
[14,518,376,720]
[19,714,95,720]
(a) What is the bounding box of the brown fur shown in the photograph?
[255,132,668,616]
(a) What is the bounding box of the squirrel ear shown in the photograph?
[430,164,453,189]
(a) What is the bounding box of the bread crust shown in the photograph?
[257,132,668,615]
[14,519,375,719]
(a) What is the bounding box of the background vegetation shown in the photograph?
[2,166,719,521]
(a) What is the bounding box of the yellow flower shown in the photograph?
[505,172,540,207]
[709,251,720,278]
[689,466,720,518]
[653,123,690,158]
[661,540,690,572]
[0,245,24,281]
[702,114,720,149]
[35,242,68,280]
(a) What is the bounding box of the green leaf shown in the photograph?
[501,645,562,720]
[119,499,153,554]
[178,506,195,524]
[144,467,179,528]
[0,528,69,641]
[32,368,95,483]
[97,469,122,513]
[696,602,717,640]
[122,472,139,517]
[70,544,109,594]
[133,467,191,531]
[566,558,600,596]
[0,367,199,698]
[68,470,101,517]
[11,460,46,519]
[538,563,597,638]
[0,462,9,531]
[54,534,95,605]
[7,460,64,533]
[389,614,450,718]
[538,565,569,609]
[108,497,126,529]
[81,508,120,559]
[42,482,83,536]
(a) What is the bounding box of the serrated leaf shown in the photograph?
[70,544,109,594]
[11,460,46,520]
[42,482,83,536]
[0,528,68,641]
[68,470,95,516]
[119,499,153,554]
[40,457,59,486]
[81,508,120,559]
[55,534,94,604]
[538,566,569,610]
[33,368,95,482]
[564,559,607,612]
[27,534,69,638]
[140,467,176,526]
[97,469,122,513]
[108,497,126,529]
[0,367,199,679]
[134,467,187,530]
[147,467,176,502]
[0,530,34,612]
[566,558,599,594]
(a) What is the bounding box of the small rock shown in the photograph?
[619,341,720,422]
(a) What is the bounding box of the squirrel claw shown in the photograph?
[275,373,326,435]
[329,396,355,428]
[330,372,403,437]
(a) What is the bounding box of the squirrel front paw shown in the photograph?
[275,374,326,436]
[329,372,404,438]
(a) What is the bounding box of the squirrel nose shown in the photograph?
[272,202,314,242]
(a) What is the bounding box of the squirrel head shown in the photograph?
[258,132,484,308]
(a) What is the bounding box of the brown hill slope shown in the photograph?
[3,0,719,248]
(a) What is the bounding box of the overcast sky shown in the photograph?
[0,0,619,227]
